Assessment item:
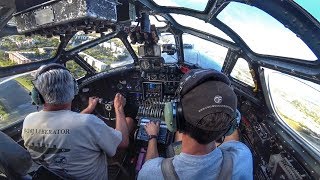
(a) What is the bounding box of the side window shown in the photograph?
[266,69,320,151]
[231,58,255,87]
[80,38,132,72]
[182,34,228,71]
[0,35,60,67]
[66,61,87,79]
[0,73,38,129]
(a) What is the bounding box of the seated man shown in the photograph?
[138,69,253,180]
[22,63,132,179]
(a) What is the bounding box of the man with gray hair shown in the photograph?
[22,63,131,179]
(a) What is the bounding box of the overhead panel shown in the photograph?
[14,0,118,35]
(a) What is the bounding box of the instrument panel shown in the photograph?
[73,62,183,121]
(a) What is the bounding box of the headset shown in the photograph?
[30,63,79,106]
[164,69,240,137]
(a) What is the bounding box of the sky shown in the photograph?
[294,0,320,22]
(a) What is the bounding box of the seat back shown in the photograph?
[31,166,69,180]
[0,131,32,179]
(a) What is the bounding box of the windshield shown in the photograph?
[183,33,227,70]
[217,2,317,60]
[171,14,234,42]
[0,35,60,67]
[153,0,208,11]
[79,38,133,72]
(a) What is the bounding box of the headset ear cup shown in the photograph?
[224,109,241,136]
[31,87,44,105]
[164,102,177,132]
[176,101,185,132]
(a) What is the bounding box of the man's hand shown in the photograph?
[114,93,129,148]
[114,93,126,111]
[81,96,99,114]
[88,96,99,109]
[145,121,160,136]
[145,121,160,161]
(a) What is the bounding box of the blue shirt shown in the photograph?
[138,141,253,180]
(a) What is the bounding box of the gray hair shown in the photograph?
[34,67,76,105]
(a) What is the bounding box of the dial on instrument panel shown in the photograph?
[159,73,166,80]
[140,60,150,70]
[139,57,164,72]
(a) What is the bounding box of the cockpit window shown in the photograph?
[294,0,320,22]
[0,72,38,129]
[66,60,87,79]
[0,35,60,67]
[171,14,234,42]
[182,33,228,71]
[79,38,133,72]
[217,2,317,61]
[231,58,255,87]
[153,0,208,11]
[65,31,101,50]
[266,69,320,152]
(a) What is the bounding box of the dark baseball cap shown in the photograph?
[181,80,237,132]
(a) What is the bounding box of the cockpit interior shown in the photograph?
[0,0,319,179]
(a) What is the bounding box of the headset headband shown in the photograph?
[176,69,231,98]
[34,64,69,80]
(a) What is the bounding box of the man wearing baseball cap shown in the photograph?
[138,69,253,180]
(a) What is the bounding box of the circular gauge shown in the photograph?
[134,83,141,91]
[117,83,123,90]
[140,60,150,70]
[150,74,157,80]
[169,74,175,80]
[159,73,166,80]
